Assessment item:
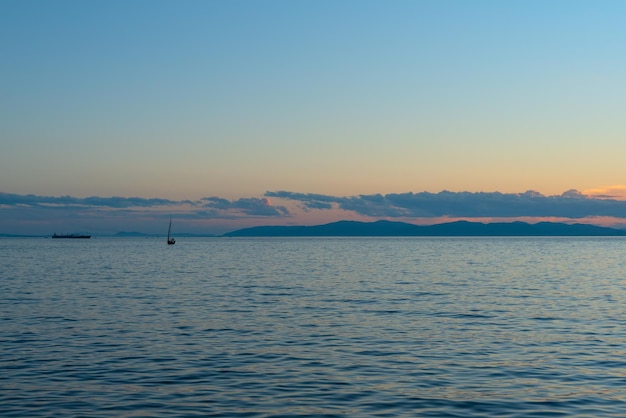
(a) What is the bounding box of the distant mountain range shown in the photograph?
[2,221,625,238]
[223,220,626,237]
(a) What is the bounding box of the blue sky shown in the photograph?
[2,1,626,234]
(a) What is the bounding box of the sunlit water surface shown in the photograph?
[2,237,626,417]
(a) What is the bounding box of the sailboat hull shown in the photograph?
[167,218,175,245]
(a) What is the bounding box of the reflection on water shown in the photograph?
[2,237,626,416]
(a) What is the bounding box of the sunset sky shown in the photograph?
[3,1,626,235]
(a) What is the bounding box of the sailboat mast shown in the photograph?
[167,216,175,244]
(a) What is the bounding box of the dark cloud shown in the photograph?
[200,197,232,210]
[82,196,185,208]
[201,196,290,217]
[266,190,626,219]
[1,193,290,217]
[264,192,337,211]
[0,193,180,208]
[303,201,333,210]
[4,190,626,235]
[6,189,626,235]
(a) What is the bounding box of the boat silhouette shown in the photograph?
[52,233,91,239]
[167,217,175,245]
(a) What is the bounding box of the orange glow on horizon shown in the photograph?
[583,185,626,200]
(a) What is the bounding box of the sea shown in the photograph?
[2,236,626,417]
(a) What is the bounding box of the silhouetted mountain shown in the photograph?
[223,220,626,237]
[113,231,157,237]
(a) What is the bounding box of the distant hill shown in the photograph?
[223,220,626,237]
[113,231,158,237]
[0,234,47,238]
[113,231,217,238]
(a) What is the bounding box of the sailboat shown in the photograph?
[167,217,176,245]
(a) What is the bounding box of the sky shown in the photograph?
[2,0,626,235]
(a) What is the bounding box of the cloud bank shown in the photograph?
[0,192,292,235]
[3,189,626,235]
[0,193,290,217]
[200,197,289,217]
[265,189,626,219]
[5,189,626,220]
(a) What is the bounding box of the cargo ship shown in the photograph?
[52,233,91,239]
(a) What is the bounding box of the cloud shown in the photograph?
[0,192,290,218]
[266,189,626,219]
[201,196,290,217]
[262,192,335,211]
[6,190,626,222]
[6,189,626,236]
[583,185,626,200]
[0,193,181,209]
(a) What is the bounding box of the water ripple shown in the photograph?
[2,237,626,416]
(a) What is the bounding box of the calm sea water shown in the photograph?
[2,237,626,417]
